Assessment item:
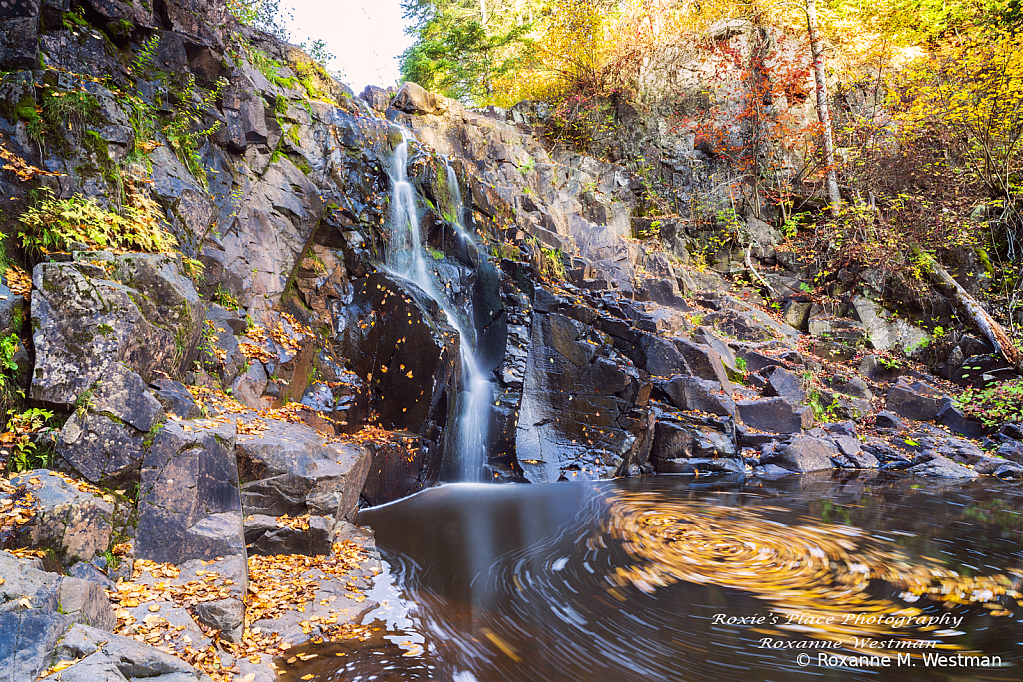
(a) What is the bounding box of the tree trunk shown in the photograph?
[805,0,841,217]
[920,249,1022,371]
[480,0,488,26]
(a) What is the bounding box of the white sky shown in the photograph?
[286,0,414,92]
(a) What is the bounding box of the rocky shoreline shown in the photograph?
[2,459,386,682]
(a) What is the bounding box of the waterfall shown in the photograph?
[445,161,475,248]
[386,130,491,482]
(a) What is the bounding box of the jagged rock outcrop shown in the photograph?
[136,418,245,565]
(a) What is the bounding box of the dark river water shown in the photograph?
[283,473,1023,682]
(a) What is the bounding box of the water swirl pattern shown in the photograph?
[606,491,1022,655]
[282,475,1023,682]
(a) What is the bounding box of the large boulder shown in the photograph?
[657,376,735,416]
[701,307,799,342]
[736,397,814,433]
[360,432,433,506]
[55,413,150,486]
[390,81,447,115]
[51,624,203,681]
[235,417,370,521]
[886,377,950,422]
[671,337,733,393]
[136,418,245,565]
[772,435,838,473]
[31,257,203,407]
[905,453,978,479]
[762,367,806,402]
[9,471,114,565]
[651,413,737,473]
[634,332,691,378]
[0,551,116,682]
[851,296,930,352]
[56,364,165,484]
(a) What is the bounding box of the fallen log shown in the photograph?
[918,249,1022,371]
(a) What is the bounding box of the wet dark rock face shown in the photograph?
[359,433,431,506]
[337,271,460,474]
[515,312,643,482]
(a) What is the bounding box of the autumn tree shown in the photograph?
[400,0,535,103]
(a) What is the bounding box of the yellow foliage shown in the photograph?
[490,0,694,106]
[899,29,1023,193]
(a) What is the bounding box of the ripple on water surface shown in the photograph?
[280,474,1023,682]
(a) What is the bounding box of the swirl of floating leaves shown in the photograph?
[603,492,1022,656]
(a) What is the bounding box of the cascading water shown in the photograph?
[386,130,491,482]
[445,161,475,248]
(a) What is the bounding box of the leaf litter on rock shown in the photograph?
[100,541,375,681]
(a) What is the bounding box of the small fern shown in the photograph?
[18,188,177,256]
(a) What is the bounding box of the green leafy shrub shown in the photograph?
[958,379,1023,427]
[536,243,567,281]
[0,334,20,388]
[213,285,241,311]
[807,389,841,422]
[237,42,297,89]
[20,81,101,149]
[164,76,226,188]
[18,188,177,256]
[3,408,55,473]
[491,241,520,261]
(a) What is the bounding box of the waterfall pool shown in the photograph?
[280,473,1023,681]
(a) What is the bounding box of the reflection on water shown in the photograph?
[282,474,1023,682]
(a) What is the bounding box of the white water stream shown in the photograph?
[386,131,491,482]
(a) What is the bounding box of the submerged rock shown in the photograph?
[905,453,978,479]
